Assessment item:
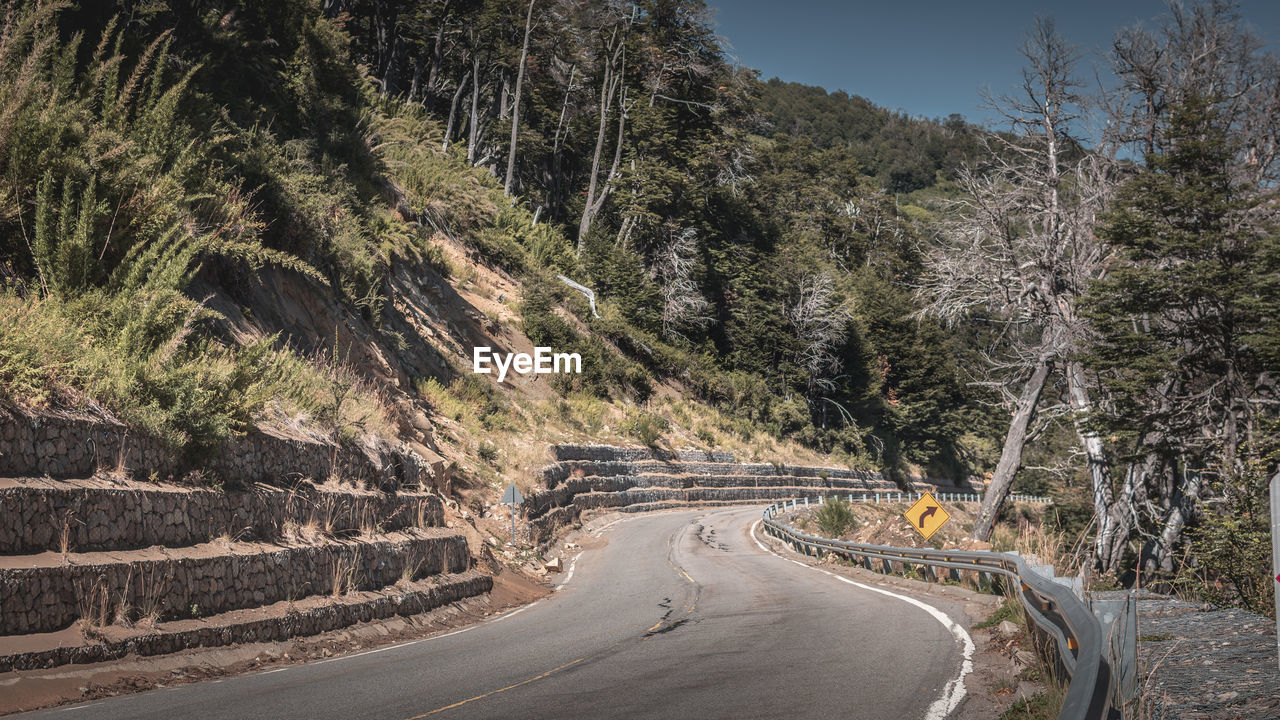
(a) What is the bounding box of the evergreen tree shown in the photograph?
[1084,94,1279,572]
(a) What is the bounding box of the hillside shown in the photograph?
[0,0,1005,504]
[2,0,1274,643]
[756,78,983,195]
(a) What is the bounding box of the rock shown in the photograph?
[997,620,1020,637]
[544,556,563,572]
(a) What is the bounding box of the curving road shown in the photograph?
[22,507,972,720]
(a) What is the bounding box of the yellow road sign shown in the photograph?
[904,492,951,541]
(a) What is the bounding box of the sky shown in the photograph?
[707,0,1280,125]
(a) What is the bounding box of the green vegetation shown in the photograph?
[813,497,857,538]
[1000,690,1062,720]
[756,79,982,194]
[621,409,670,447]
[0,0,1273,616]
[0,0,992,481]
[974,597,1024,630]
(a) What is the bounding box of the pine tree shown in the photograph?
[1084,94,1279,572]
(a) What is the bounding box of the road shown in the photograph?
[23,507,973,720]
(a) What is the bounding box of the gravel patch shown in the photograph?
[1113,592,1280,719]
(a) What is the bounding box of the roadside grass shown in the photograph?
[1000,686,1063,720]
[975,596,1024,630]
[0,294,395,469]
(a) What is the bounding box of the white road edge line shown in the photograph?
[750,518,975,720]
[556,551,583,590]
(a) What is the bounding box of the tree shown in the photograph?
[503,0,536,196]
[576,2,631,251]
[918,20,1116,542]
[1085,94,1278,574]
[649,226,712,340]
[1081,0,1280,576]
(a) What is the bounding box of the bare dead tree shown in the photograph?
[576,3,633,252]
[917,20,1119,543]
[786,271,852,404]
[649,226,712,340]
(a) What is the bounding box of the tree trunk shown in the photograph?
[577,61,614,250]
[424,0,451,108]
[1141,464,1203,575]
[504,0,536,197]
[443,70,471,151]
[1063,359,1130,571]
[971,357,1053,541]
[1095,454,1153,574]
[577,36,626,252]
[467,52,482,165]
[549,63,576,216]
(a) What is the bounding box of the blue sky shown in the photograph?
[707,0,1280,125]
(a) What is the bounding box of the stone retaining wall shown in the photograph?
[0,479,442,555]
[0,531,469,635]
[0,408,442,491]
[0,571,492,673]
[551,445,735,463]
[540,459,893,489]
[528,444,975,528]
[567,486,873,510]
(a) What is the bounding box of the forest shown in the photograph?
[0,0,1276,613]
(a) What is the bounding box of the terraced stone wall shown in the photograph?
[0,478,443,554]
[0,408,440,490]
[0,531,469,635]
[528,444,976,541]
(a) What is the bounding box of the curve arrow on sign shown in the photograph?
[918,505,938,529]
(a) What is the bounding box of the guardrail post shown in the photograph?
[1271,471,1279,671]
[947,567,961,583]
[1091,593,1138,705]
[881,558,893,574]
[979,571,993,591]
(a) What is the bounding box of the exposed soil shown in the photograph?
[787,498,1051,551]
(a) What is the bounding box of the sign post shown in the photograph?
[904,492,951,541]
[501,482,525,547]
[1271,472,1279,672]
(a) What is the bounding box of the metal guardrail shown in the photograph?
[761,501,1113,720]
[772,491,1053,506]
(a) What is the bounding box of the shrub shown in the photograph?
[622,409,669,447]
[813,496,857,538]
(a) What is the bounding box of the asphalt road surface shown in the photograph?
[21,507,972,720]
